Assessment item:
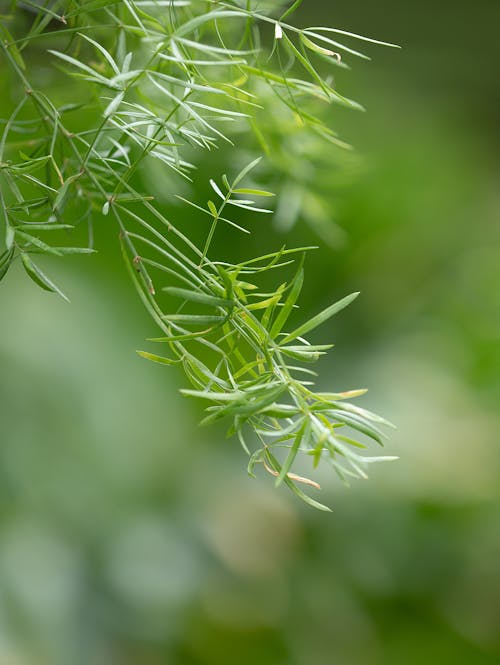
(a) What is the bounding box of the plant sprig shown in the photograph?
[0,0,397,509]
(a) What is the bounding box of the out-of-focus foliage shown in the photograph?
[0,0,499,663]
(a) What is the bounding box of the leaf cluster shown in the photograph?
[0,0,397,508]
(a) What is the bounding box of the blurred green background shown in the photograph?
[1,1,499,663]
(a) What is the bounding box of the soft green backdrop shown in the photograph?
[0,1,499,663]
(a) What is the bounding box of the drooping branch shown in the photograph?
[0,0,398,508]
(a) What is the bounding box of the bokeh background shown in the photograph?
[1,1,499,663]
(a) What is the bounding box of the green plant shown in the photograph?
[0,0,398,509]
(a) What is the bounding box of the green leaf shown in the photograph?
[301,30,370,61]
[174,10,245,39]
[247,449,264,478]
[148,329,216,342]
[5,222,15,250]
[216,264,234,301]
[0,24,25,70]
[261,282,286,329]
[53,174,81,212]
[0,246,14,282]
[275,419,308,487]
[232,157,262,187]
[280,344,332,362]
[104,91,125,118]
[315,389,368,401]
[328,410,385,445]
[329,400,396,428]
[136,350,179,366]
[55,247,97,255]
[183,356,229,389]
[232,188,275,197]
[48,50,112,85]
[246,292,282,311]
[265,450,331,511]
[280,0,305,21]
[261,403,301,418]
[20,253,69,302]
[281,292,359,344]
[15,224,73,232]
[11,155,52,173]
[79,33,120,76]
[14,230,62,256]
[282,32,342,103]
[335,434,368,450]
[270,259,304,338]
[207,200,219,217]
[163,314,226,325]
[200,384,287,425]
[300,32,338,57]
[305,26,400,49]
[181,389,243,402]
[209,179,226,200]
[163,286,233,307]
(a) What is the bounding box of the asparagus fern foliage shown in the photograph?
[0,0,398,510]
